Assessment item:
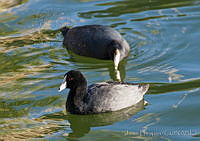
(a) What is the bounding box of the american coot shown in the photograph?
[61,25,130,71]
[58,70,149,114]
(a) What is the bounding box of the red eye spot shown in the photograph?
[68,77,74,81]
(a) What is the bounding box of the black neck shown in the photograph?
[66,85,87,114]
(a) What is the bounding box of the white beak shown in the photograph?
[58,81,67,92]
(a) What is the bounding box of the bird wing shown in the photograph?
[85,82,148,113]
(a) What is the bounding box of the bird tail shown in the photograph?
[140,84,150,95]
[60,26,70,37]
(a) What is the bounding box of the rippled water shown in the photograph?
[0,0,200,140]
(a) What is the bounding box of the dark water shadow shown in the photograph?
[40,100,145,139]
[148,78,200,94]
[63,49,128,81]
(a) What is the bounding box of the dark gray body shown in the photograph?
[66,82,149,114]
[62,25,130,60]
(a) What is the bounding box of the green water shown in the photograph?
[0,0,200,140]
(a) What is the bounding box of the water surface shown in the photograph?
[0,0,200,140]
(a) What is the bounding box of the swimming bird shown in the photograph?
[58,70,149,114]
[61,25,130,71]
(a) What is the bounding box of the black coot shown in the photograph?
[58,70,149,115]
[61,25,130,70]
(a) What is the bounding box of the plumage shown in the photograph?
[61,25,130,70]
[58,70,149,114]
